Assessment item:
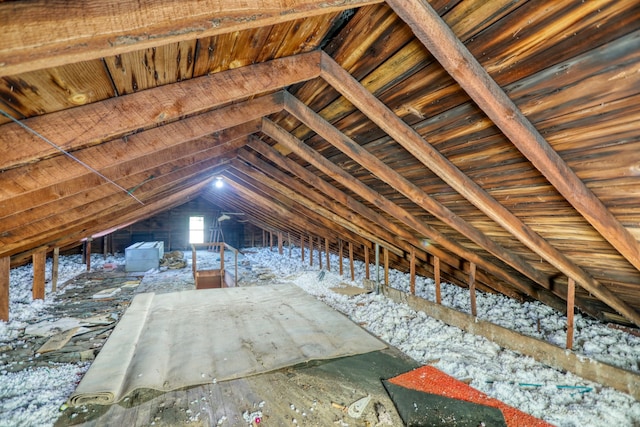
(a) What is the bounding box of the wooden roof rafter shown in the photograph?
[0,54,311,171]
[282,92,555,289]
[316,51,640,327]
[259,118,568,309]
[0,0,383,77]
[235,149,389,247]
[221,170,375,249]
[1,1,639,328]
[237,144,545,303]
[8,167,226,267]
[4,155,237,261]
[387,0,640,274]
[1,44,636,324]
[0,121,259,224]
[227,162,394,252]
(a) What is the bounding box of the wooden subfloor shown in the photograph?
[55,348,418,426]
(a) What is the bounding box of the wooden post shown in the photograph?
[434,255,441,304]
[374,243,380,293]
[567,277,576,350]
[301,234,305,262]
[234,249,238,287]
[383,247,389,287]
[364,244,370,280]
[262,229,266,247]
[339,239,343,276]
[349,242,354,281]
[309,234,313,266]
[191,245,197,278]
[0,256,9,322]
[220,244,225,271]
[32,249,46,300]
[51,247,59,292]
[288,232,292,258]
[86,238,92,271]
[410,247,416,295]
[469,262,477,317]
[318,237,323,270]
[278,231,283,255]
[325,237,330,272]
[270,231,274,251]
[103,235,108,260]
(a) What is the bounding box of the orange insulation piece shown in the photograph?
[388,365,553,427]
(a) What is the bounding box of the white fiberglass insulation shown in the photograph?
[1,248,639,426]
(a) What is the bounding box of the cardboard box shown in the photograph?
[125,241,164,272]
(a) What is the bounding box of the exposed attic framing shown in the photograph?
[1,1,639,331]
[389,0,640,272]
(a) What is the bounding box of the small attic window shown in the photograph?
[189,216,205,244]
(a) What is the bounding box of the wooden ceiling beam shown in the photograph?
[239,144,413,255]
[387,1,640,274]
[244,138,439,261]
[245,136,531,297]
[63,172,221,252]
[10,166,222,267]
[246,138,421,249]
[318,51,640,327]
[0,87,279,259]
[243,139,465,285]
[0,0,380,77]
[0,53,311,170]
[8,180,211,267]
[0,90,274,202]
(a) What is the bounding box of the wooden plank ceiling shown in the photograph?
[1,0,639,327]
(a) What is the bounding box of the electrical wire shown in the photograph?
[0,108,144,205]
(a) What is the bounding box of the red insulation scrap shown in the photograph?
[387,365,553,427]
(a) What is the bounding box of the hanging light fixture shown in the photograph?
[214,176,224,188]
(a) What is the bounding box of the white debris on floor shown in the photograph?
[245,248,640,427]
[0,248,639,427]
